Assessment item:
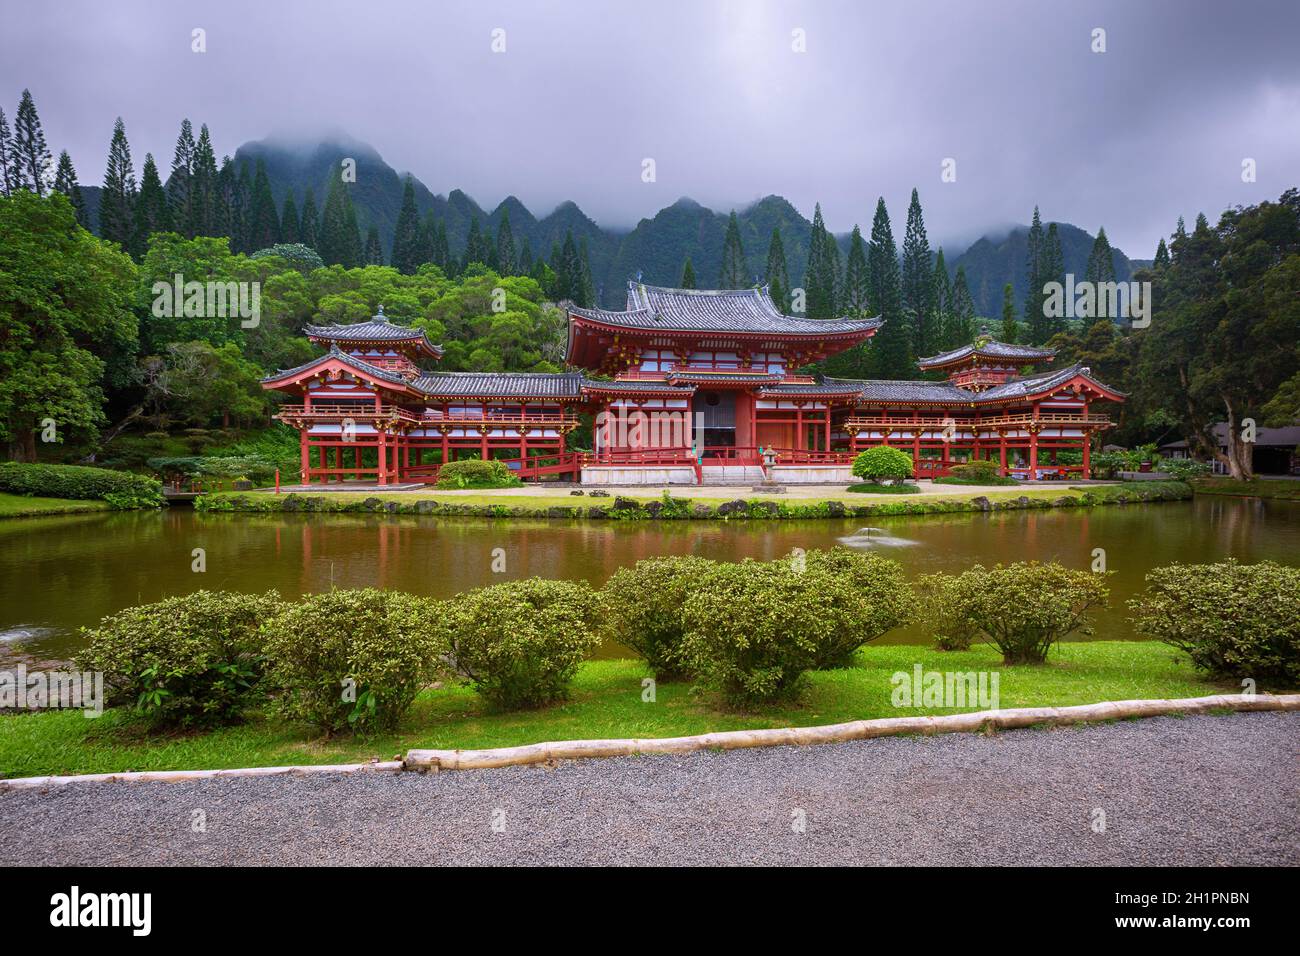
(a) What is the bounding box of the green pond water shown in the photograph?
[2,496,1296,661]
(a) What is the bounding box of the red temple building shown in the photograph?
[262,283,1124,485]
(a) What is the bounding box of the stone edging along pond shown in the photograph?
[194,481,1192,521]
[3,692,1294,788]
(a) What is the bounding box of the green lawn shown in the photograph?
[0,492,111,518]
[0,642,1243,779]
[1192,477,1300,501]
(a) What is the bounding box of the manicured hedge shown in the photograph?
[263,588,445,735]
[1129,559,1300,685]
[78,590,283,728]
[602,555,718,680]
[0,461,163,508]
[442,579,603,709]
[435,459,522,489]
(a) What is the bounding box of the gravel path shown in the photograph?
[2,713,1295,866]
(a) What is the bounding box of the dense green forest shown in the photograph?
[1,87,1296,477]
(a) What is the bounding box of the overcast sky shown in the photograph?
[3,0,1297,256]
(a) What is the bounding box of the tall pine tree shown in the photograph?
[132,153,171,257]
[866,197,906,377]
[53,150,88,226]
[949,266,976,347]
[1084,227,1116,284]
[900,188,934,356]
[189,124,218,238]
[1153,237,1170,269]
[364,226,384,265]
[318,175,362,267]
[99,117,137,249]
[1000,282,1018,342]
[390,176,422,274]
[929,248,953,351]
[518,235,534,275]
[496,209,517,275]
[279,192,300,244]
[247,159,280,250]
[1022,206,1046,338]
[763,227,790,311]
[12,89,53,195]
[166,119,196,235]
[0,108,15,196]
[843,225,870,314]
[719,211,747,288]
[1039,222,1066,338]
[804,203,835,318]
[298,187,320,250]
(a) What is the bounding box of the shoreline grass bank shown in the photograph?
[195,480,1191,520]
[0,641,1250,779]
[0,492,113,519]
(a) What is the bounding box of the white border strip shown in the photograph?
[405,693,1300,770]
[0,760,403,791]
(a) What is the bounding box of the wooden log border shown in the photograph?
[406,693,1300,771]
[0,760,403,791]
[2,694,1295,787]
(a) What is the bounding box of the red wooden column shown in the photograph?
[377,430,389,486]
[1028,401,1040,477]
[795,405,804,450]
[911,411,920,466]
[823,410,830,453]
[299,428,311,484]
[999,431,1008,475]
[334,447,342,482]
[1082,430,1092,477]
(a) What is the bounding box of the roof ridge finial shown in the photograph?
[377,304,385,319]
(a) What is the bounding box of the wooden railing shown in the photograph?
[845,412,1112,429]
[276,403,420,422]
[276,404,578,427]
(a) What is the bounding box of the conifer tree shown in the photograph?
[680,257,696,288]
[1000,283,1018,343]
[364,225,384,265]
[930,248,953,349]
[1022,205,1045,332]
[1084,227,1116,285]
[53,150,88,226]
[247,159,279,250]
[518,235,534,275]
[763,227,790,311]
[555,231,580,302]
[212,158,235,241]
[415,212,435,267]
[189,125,218,237]
[804,203,834,318]
[462,217,486,271]
[494,209,517,275]
[949,266,976,347]
[166,119,196,234]
[0,108,14,196]
[843,225,870,314]
[279,192,300,244]
[433,219,450,273]
[900,188,934,355]
[298,186,320,250]
[319,175,362,267]
[12,89,53,195]
[1170,216,1187,262]
[578,236,596,307]
[719,211,746,288]
[390,176,422,274]
[132,153,171,257]
[231,162,253,252]
[99,117,137,248]
[866,197,907,377]
[1039,222,1066,338]
[1153,237,1170,269]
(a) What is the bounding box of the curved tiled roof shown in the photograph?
[304,309,444,356]
[410,371,586,400]
[262,344,413,387]
[665,369,784,385]
[580,379,696,395]
[978,363,1126,400]
[917,338,1055,369]
[567,282,882,336]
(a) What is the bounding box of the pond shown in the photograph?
[2,496,1297,662]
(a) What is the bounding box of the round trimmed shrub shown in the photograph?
[442,579,602,709]
[77,590,283,728]
[799,547,911,667]
[851,446,914,483]
[914,572,979,651]
[939,561,1110,664]
[1129,559,1299,685]
[602,555,717,679]
[682,557,847,708]
[263,589,445,735]
[949,459,1000,481]
[435,458,523,489]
